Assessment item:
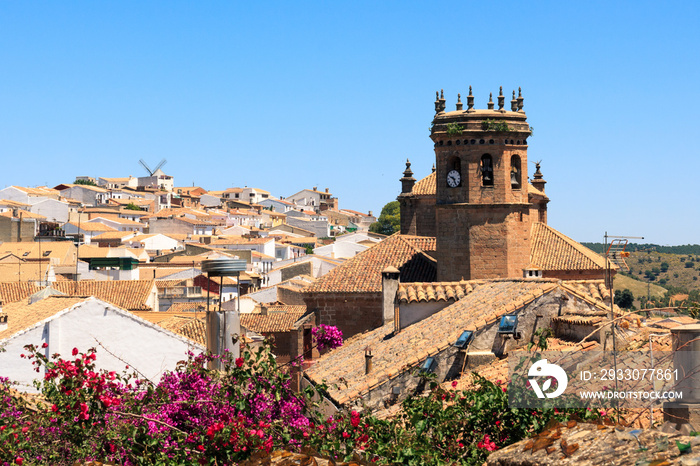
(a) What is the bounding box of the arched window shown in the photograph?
[480,155,494,187]
[510,155,521,189]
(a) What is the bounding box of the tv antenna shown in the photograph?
[139,159,167,176]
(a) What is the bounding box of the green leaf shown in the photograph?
[415,420,426,436]
[676,439,692,454]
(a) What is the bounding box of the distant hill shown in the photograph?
[613,274,666,307]
[582,242,700,255]
[581,243,700,301]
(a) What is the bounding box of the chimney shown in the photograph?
[664,324,700,427]
[368,210,373,217]
[312,186,317,192]
[382,266,400,326]
[365,347,373,375]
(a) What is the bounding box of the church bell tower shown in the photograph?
[432,87,533,281]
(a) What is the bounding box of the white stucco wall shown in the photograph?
[313,241,367,259]
[30,199,72,223]
[0,297,204,392]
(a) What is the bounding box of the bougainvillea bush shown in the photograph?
[0,326,601,466]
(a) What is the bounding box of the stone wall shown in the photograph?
[280,262,313,282]
[436,203,531,281]
[303,292,383,339]
[277,285,307,305]
[398,196,436,237]
[0,215,35,242]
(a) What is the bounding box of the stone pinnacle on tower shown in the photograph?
[517,87,524,112]
[400,159,416,194]
[467,86,475,112]
[532,160,546,193]
[487,92,494,110]
[498,86,505,112]
[511,90,518,112]
[456,93,463,111]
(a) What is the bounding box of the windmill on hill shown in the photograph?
[139,159,167,176]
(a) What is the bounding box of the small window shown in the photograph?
[43,251,51,257]
[22,251,30,257]
[480,155,494,186]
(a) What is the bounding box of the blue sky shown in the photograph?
[1,2,698,245]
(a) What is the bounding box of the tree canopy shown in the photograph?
[73,178,97,186]
[369,201,400,236]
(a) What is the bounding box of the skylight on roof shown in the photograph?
[420,356,437,374]
[453,330,474,349]
[497,315,519,335]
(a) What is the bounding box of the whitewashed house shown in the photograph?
[125,234,180,252]
[0,296,204,392]
[30,199,75,223]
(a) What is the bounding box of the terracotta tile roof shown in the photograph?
[621,328,672,352]
[51,280,156,311]
[0,296,87,340]
[59,184,109,193]
[528,183,548,199]
[558,280,613,311]
[0,210,46,220]
[397,280,477,303]
[411,171,436,196]
[452,338,600,392]
[156,279,189,288]
[0,242,76,265]
[551,314,605,326]
[160,316,206,345]
[305,235,437,293]
[77,245,139,259]
[339,209,372,217]
[305,279,558,405]
[530,223,609,271]
[165,301,207,313]
[173,216,217,226]
[263,304,307,314]
[241,310,308,333]
[90,231,137,241]
[211,236,273,246]
[68,222,117,232]
[646,316,698,330]
[90,216,144,227]
[0,199,32,208]
[14,186,60,196]
[130,310,206,345]
[251,251,275,260]
[0,282,41,304]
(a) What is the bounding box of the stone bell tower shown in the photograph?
[432,87,533,281]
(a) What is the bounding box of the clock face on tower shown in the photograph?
[447,169,461,188]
